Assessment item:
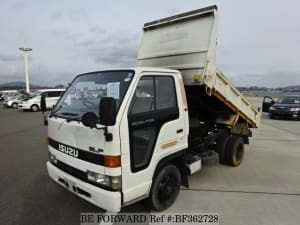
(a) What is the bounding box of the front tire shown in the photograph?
[225,136,245,167]
[12,103,18,108]
[149,164,181,211]
[269,113,275,119]
[31,104,39,112]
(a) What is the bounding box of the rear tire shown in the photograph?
[225,136,244,167]
[31,104,39,112]
[216,130,231,164]
[148,164,181,211]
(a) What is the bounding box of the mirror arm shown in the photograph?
[95,126,113,142]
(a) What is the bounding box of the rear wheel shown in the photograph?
[225,136,244,167]
[216,129,231,164]
[148,164,181,211]
[31,104,39,112]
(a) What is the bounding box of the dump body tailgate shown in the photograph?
[136,5,261,128]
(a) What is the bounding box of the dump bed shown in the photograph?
[136,5,261,128]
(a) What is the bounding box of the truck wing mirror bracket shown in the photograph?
[81,111,114,142]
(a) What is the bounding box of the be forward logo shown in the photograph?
[58,144,79,158]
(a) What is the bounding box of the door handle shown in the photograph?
[177,129,183,134]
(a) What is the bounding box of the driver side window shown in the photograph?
[130,76,154,114]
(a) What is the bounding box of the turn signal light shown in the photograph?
[104,155,121,168]
[45,136,50,145]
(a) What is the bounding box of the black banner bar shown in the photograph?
[48,138,104,166]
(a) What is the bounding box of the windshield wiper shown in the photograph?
[59,113,81,122]
[61,112,79,116]
[50,110,80,122]
[61,112,81,122]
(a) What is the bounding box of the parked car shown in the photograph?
[3,94,30,108]
[262,95,300,120]
[0,90,19,101]
[18,89,65,112]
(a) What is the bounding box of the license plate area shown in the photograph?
[57,177,91,197]
[58,177,77,192]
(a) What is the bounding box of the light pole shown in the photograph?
[19,47,32,93]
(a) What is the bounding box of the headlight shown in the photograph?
[269,106,275,110]
[87,171,110,186]
[87,170,122,190]
[290,108,300,111]
[48,152,57,164]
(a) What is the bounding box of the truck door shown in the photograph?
[120,74,187,203]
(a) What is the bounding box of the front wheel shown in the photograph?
[225,136,245,167]
[149,164,181,211]
[12,103,18,108]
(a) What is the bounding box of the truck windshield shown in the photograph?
[52,70,134,120]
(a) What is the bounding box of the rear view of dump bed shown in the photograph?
[137,5,261,128]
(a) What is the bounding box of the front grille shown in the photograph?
[275,106,289,111]
[56,160,87,181]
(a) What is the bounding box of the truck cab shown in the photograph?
[46,68,189,212]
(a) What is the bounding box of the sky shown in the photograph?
[0,0,299,88]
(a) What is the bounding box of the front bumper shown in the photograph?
[47,162,122,212]
[3,101,9,107]
[18,103,31,110]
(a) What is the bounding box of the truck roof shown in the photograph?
[79,67,181,75]
[134,67,180,74]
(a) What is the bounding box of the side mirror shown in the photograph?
[99,97,116,126]
[41,94,47,112]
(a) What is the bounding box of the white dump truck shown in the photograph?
[43,5,261,212]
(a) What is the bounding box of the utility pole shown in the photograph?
[19,47,32,93]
